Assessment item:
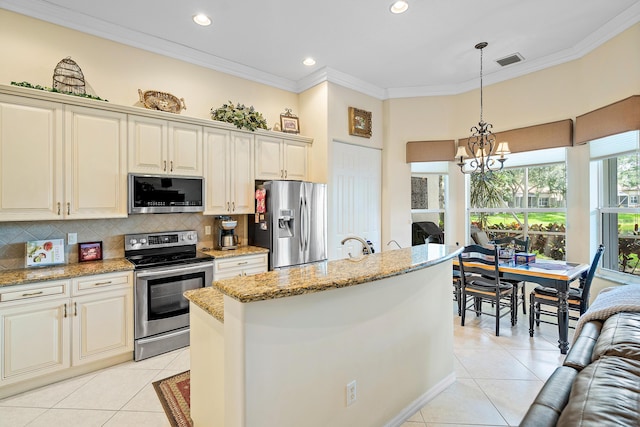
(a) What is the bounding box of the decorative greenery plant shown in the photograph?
[10,81,108,101]
[210,101,267,131]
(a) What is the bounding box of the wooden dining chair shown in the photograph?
[491,236,530,315]
[458,244,517,336]
[528,245,605,336]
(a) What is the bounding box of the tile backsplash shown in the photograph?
[0,214,248,271]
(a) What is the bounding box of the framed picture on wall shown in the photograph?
[349,107,372,138]
[78,241,103,262]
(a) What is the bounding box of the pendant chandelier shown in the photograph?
[456,42,510,176]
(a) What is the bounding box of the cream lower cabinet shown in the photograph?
[255,134,308,181]
[0,272,133,387]
[128,115,203,176]
[0,95,127,221]
[204,127,254,215]
[214,253,268,280]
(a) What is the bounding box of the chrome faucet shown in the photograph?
[341,236,374,257]
[387,240,401,249]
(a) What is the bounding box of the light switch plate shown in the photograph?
[67,233,77,245]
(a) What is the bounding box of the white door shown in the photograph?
[330,142,381,260]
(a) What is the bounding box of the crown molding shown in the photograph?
[3,0,640,100]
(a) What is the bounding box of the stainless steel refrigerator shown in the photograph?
[249,180,327,269]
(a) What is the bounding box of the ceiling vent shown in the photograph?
[496,53,524,67]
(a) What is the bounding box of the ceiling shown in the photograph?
[3,0,640,99]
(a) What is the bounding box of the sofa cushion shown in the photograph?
[557,355,640,426]
[563,321,602,371]
[592,312,640,362]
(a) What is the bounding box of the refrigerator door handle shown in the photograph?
[300,195,306,253]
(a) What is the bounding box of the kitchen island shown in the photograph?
[184,243,461,427]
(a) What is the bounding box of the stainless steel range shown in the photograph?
[125,230,213,361]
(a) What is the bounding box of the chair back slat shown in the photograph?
[458,244,500,283]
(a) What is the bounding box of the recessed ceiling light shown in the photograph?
[389,0,408,14]
[193,13,212,26]
[303,57,316,66]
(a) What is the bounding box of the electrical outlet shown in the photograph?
[67,233,77,245]
[346,380,357,406]
[205,226,212,235]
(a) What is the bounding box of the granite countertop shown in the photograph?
[184,287,225,323]
[185,244,462,315]
[201,245,268,259]
[0,258,134,288]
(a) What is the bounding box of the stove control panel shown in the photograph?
[125,230,198,251]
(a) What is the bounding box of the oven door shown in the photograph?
[134,261,213,340]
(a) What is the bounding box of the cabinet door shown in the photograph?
[168,122,203,176]
[71,288,133,366]
[65,106,127,218]
[0,95,64,221]
[255,135,284,180]
[204,128,231,214]
[283,140,308,181]
[128,115,168,174]
[230,133,255,214]
[0,299,70,385]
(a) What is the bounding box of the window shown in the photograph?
[592,131,640,278]
[468,149,567,260]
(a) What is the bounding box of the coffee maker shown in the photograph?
[214,216,238,250]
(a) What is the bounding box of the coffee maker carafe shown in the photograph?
[215,216,238,250]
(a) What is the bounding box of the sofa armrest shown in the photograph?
[563,320,602,370]
[519,366,578,427]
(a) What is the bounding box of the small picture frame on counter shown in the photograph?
[78,241,103,262]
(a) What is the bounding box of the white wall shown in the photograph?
[0,9,298,128]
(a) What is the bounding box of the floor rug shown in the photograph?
[153,370,193,427]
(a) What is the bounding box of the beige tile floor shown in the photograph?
[0,303,569,427]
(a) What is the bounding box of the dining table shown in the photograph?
[453,257,590,354]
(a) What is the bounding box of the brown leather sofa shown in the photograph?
[520,310,640,426]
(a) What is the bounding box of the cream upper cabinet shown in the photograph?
[128,115,203,176]
[255,134,308,181]
[65,105,128,218]
[0,96,127,221]
[0,94,64,221]
[204,128,254,215]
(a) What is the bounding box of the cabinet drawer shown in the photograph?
[214,254,267,273]
[72,272,132,295]
[0,281,69,303]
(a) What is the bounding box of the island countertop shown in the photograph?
[185,243,461,307]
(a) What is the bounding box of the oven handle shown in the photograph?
[135,262,213,278]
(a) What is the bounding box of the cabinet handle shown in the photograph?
[67,202,70,215]
[74,302,77,316]
[21,291,44,297]
[285,170,288,179]
[237,261,248,265]
[93,281,113,287]
[57,202,61,215]
[170,161,174,172]
[232,201,235,212]
[227,202,230,212]
[63,303,68,318]
[280,170,284,178]
[164,160,167,171]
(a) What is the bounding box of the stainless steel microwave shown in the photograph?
[128,174,204,214]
